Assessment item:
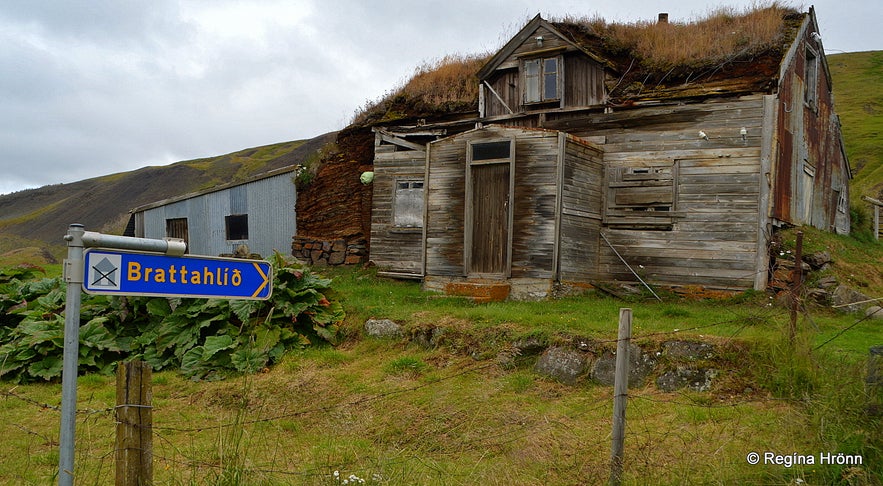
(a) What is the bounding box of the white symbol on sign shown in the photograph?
[89,255,121,290]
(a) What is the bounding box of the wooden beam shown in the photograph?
[375,130,428,152]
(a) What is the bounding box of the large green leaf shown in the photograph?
[202,334,236,360]
[230,348,266,373]
[28,355,63,381]
[80,317,122,352]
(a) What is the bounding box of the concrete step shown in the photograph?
[443,280,510,303]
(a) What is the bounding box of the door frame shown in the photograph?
[464,138,515,278]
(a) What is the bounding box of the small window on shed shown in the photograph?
[604,164,677,230]
[164,217,189,252]
[805,47,818,110]
[394,180,424,228]
[836,190,847,214]
[225,214,249,240]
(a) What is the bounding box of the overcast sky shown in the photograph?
[1,0,880,196]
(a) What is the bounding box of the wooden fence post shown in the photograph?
[116,361,153,486]
[610,308,632,486]
[868,346,883,415]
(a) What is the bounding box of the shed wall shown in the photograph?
[370,145,426,274]
[138,172,296,257]
[558,136,604,282]
[773,26,851,234]
[424,126,563,278]
[561,97,767,289]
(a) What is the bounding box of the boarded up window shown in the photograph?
[394,180,424,228]
[805,47,818,109]
[605,164,676,230]
[836,189,847,214]
[225,214,249,240]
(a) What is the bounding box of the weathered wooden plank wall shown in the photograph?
[483,25,606,117]
[369,145,425,274]
[510,130,560,279]
[425,135,468,276]
[558,136,604,282]
[561,97,768,289]
[425,127,564,279]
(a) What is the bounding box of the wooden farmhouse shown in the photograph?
[126,166,298,258]
[367,6,851,299]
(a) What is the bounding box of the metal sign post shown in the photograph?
[59,224,267,485]
[58,224,85,485]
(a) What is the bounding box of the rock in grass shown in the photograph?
[534,347,588,385]
[364,319,402,339]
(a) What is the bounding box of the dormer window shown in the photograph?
[524,57,560,104]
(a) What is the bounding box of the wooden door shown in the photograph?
[469,163,510,275]
[165,218,189,253]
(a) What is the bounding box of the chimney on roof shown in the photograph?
[658,13,669,24]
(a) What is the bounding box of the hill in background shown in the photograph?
[1,50,881,261]
[828,51,883,202]
[0,132,335,260]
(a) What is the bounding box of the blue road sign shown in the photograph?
[83,249,272,300]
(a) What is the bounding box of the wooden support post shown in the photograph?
[876,205,880,241]
[116,361,153,486]
[610,308,632,486]
[789,231,804,345]
[861,196,882,240]
[868,346,883,415]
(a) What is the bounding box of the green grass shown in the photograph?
[829,51,883,202]
[2,330,874,484]
[1,227,881,484]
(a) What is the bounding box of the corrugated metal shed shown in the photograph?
[130,166,297,257]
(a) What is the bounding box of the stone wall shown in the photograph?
[292,236,368,266]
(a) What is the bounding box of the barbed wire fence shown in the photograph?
[2,268,880,484]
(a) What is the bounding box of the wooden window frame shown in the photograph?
[393,179,425,229]
[523,56,562,105]
[804,46,819,112]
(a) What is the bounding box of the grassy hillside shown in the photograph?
[0,132,336,259]
[1,254,880,484]
[1,51,879,261]
[829,51,883,202]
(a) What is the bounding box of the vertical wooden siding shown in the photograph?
[558,137,604,282]
[509,131,560,279]
[773,27,851,234]
[425,136,467,276]
[556,97,767,289]
[425,127,563,279]
[483,25,606,117]
[370,145,426,273]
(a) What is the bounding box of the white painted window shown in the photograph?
[394,180,424,228]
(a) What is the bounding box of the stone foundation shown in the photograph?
[291,236,368,266]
